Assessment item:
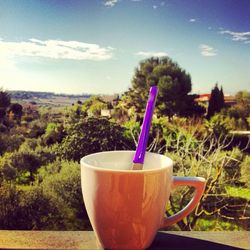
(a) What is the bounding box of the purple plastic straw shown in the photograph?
[133,86,158,164]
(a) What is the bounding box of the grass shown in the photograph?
[16,185,32,191]
[194,218,243,231]
[226,186,250,200]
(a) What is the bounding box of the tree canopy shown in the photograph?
[207,84,225,119]
[58,117,133,161]
[122,57,204,118]
[0,89,11,121]
[0,89,11,110]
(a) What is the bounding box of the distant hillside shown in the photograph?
[8,90,92,107]
[9,90,91,100]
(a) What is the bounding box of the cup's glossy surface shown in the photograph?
[81,151,205,250]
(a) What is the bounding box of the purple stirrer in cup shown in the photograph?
[131,86,158,170]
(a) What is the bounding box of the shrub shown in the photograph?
[240,156,250,187]
[40,160,91,230]
[58,117,133,161]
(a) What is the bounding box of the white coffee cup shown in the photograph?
[81,151,206,250]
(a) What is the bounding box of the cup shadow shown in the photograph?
[147,232,243,250]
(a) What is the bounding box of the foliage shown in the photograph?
[161,124,249,231]
[1,163,17,182]
[43,122,65,146]
[224,90,250,130]
[0,89,11,124]
[18,138,56,166]
[19,138,39,152]
[0,89,11,110]
[122,120,141,145]
[226,186,250,200]
[0,184,63,229]
[194,217,243,231]
[17,187,64,229]
[1,77,250,232]
[222,147,244,182]
[8,103,23,120]
[240,156,250,187]
[121,57,204,118]
[26,119,46,138]
[235,91,250,104]
[40,160,91,229]
[0,134,25,155]
[11,151,42,183]
[58,117,133,161]
[0,184,22,229]
[207,84,225,119]
[205,114,231,137]
[79,96,107,117]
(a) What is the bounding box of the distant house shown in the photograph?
[101,109,112,118]
[195,93,211,103]
[224,95,237,106]
[100,94,119,108]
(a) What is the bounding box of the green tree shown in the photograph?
[224,91,250,130]
[8,103,23,121]
[1,163,17,183]
[122,57,204,118]
[43,122,65,146]
[0,136,7,155]
[11,152,42,183]
[81,96,107,117]
[18,187,64,229]
[0,89,11,122]
[41,160,91,229]
[235,91,250,104]
[0,134,25,155]
[0,184,63,230]
[207,84,224,119]
[58,117,133,161]
[0,89,11,110]
[205,113,231,137]
[0,184,22,229]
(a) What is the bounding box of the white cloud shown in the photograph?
[104,0,119,7]
[219,30,250,43]
[189,18,196,22]
[0,56,16,71]
[0,38,114,61]
[153,5,158,9]
[160,2,165,6]
[136,51,168,57]
[200,44,217,57]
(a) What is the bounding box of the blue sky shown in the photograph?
[0,0,249,95]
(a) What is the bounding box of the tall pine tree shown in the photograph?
[207,83,224,119]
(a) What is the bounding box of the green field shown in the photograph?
[226,186,250,200]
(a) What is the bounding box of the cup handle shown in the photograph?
[160,176,206,229]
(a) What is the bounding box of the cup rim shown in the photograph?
[80,150,173,173]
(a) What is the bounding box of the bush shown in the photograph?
[240,156,250,187]
[205,114,231,137]
[0,184,63,230]
[0,134,25,155]
[43,122,65,146]
[40,160,91,230]
[11,151,42,183]
[0,184,21,229]
[58,117,133,161]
